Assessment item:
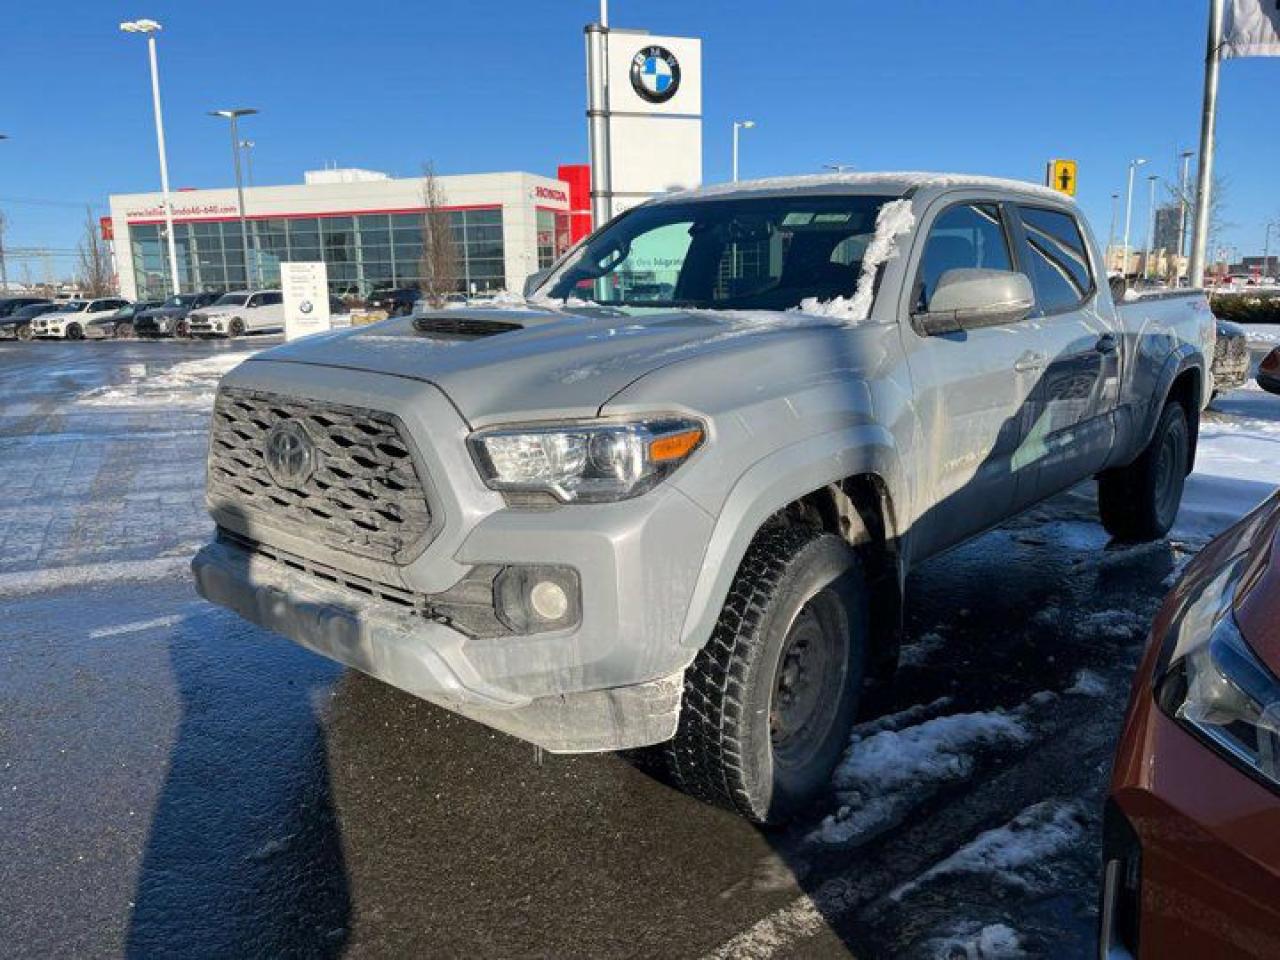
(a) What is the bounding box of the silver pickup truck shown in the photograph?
[193,173,1215,823]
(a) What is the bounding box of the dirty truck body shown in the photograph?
[194,173,1213,822]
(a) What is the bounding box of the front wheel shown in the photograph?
[654,527,868,824]
[1098,401,1189,542]
[227,318,245,339]
[15,323,32,342]
[114,322,134,339]
[66,323,84,341]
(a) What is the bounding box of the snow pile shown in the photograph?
[920,922,1026,960]
[891,800,1088,901]
[75,352,258,409]
[1065,669,1109,697]
[813,708,1030,845]
[1076,609,1149,642]
[797,198,916,324]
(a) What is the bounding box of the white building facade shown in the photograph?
[107,169,575,300]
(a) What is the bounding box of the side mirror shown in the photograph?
[914,268,1035,336]
[523,268,552,297]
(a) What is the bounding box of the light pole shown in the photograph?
[1176,149,1195,262]
[1107,192,1120,272]
[732,119,755,182]
[240,140,255,187]
[120,19,181,295]
[209,108,258,288]
[1264,222,1278,281]
[1121,157,1147,280]
[1144,174,1159,281]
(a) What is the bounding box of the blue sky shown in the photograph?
[3,0,1278,281]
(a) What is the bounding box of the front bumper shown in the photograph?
[192,538,684,752]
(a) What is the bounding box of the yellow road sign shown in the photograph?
[1047,159,1078,196]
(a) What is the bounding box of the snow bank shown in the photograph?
[1065,669,1109,697]
[891,800,1088,901]
[813,708,1030,845]
[75,352,259,409]
[797,198,916,324]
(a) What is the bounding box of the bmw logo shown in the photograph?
[630,45,681,104]
[299,300,313,314]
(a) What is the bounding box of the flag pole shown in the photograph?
[1189,0,1225,287]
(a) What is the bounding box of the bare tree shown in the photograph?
[418,163,460,309]
[1165,173,1233,256]
[76,206,115,296]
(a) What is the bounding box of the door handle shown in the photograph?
[1014,351,1048,373]
[1096,333,1118,354]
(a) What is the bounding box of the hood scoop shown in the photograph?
[411,313,523,338]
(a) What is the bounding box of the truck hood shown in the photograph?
[242,305,835,425]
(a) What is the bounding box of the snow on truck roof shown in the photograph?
[654,171,1072,205]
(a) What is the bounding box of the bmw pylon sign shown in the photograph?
[630,45,681,103]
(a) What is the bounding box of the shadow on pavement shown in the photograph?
[125,612,350,959]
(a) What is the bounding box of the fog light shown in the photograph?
[494,565,580,634]
[530,580,569,621]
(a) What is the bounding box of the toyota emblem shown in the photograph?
[263,420,316,489]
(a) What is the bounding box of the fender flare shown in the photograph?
[1132,346,1205,468]
[677,424,905,652]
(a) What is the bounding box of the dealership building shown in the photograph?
[107,165,591,300]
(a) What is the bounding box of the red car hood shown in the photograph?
[1234,491,1280,677]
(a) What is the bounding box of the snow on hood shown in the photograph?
[242,305,843,425]
[655,170,1072,205]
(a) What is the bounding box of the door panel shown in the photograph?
[902,200,1039,560]
[1011,206,1122,500]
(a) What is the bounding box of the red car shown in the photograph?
[1103,490,1280,957]
[1259,345,1280,395]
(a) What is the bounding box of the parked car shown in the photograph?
[1102,490,1280,958]
[187,290,284,338]
[365,287,422,317]
[94,299,164,339]
[1211,318,1250,395]
[1259,345,1280,395]
[134,292,222,338]
[0,299,54,339]
[192,173,1215,823]
[31,298,131,340]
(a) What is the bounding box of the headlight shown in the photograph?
[1156,554,1280,791]
[468,417,705,503]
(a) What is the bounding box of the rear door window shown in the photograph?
[1015,206,1093,314]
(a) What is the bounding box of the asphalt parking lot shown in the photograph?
[2,336,1277,959]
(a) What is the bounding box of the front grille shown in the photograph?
[208,387,433,563]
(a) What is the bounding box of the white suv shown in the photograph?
[187,290,284,338]
[31,298,131,340]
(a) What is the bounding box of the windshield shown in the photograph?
[213,293,248,306]
[54,302,86,313]
[541,194,894,311]
[163,295,197,307]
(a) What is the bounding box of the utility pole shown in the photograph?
[585,4,612,229]
[1189,0,1225,287]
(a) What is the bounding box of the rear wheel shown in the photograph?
[1098,401,1189,542]
[114,322,134,339]
[651,526,868,824]
[228,317,246,339]
[66,323,83,341]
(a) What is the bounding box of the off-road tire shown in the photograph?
[1098,401,1189,542]
[228,318,246,339]
[654,526,868,824]
[66,323,83,341]
[16,323,32,341]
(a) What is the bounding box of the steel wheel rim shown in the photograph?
[770,590,847,771]
[1154,423,1184,527]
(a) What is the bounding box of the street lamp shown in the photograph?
[1176,149,1195,261]
[823,162,855,173]
[1107,193,1120,271]
[120,18,181,295]
[1121,157,1148,280]
[732,119,755,182]
[1264,221,1279,281]
[240,140,255,187]
[209,108,258,288]
[1144,174,1160,282]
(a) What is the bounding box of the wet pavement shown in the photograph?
[1,337,1275,959]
